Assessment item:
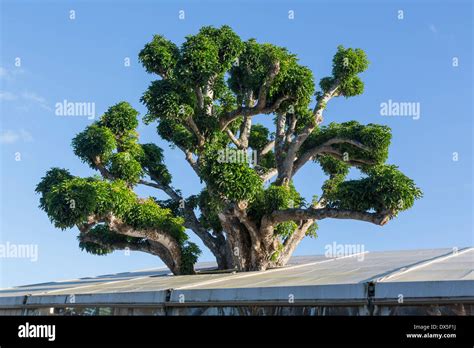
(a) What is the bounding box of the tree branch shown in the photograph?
[185,116,205,147]
[276,81,341,183]
[139,172,223,261]
[259,206,391,241]
[194,86,204,109]
[277,219,314,266]
[219,95,289,131]
[92,156,114,180]
[256,61,280,110]
[79,233,173,263]
[292,137,373,176]
[78,214,183,274]
[225,129,243,148]
[263,207,392,228]
[260,140,275,156]
[239,116,252,149]
[175,144,200,176]
[260,168,278,182]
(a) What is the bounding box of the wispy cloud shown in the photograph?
[0,66,25,81]
[21,91,52,111]
[0,90,52,111]
[0,129,34,144]
[0,91,18,101]
[429,24,438,34]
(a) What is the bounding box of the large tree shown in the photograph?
[36,26,422,275]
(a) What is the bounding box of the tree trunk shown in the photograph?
[218,215,280,272]
[216,211,316,272]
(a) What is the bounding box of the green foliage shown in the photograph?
[301,121,392,167]
[78,224,145,256]
[275,221,298,239]
[37,27,422,273]
[180,241,201,274]
[338,75,365,97]
[36,168,74,211]
[306,222,319,238]
[109,152,143,184]
[140,143,172,185]
[118,131,145,160]
[200,144,263,202]
[332,45,369,80]
[139,35,180,77]
[258,151,276,170]
[228,39,314,112]
[141,79,195,124]
[37,172,200,269]
[100,102,139,136]
[268,59,314,114]
[156,118,196,151]
[71,124,116,167]
[248,182,305,237]
[228,39,271,102]
[213,82,237,113]
[193,189,224,234]
[177,25,244,86]
[247,124,276,170]
[319,45,369,98]
[40,178,109,229]
[260,183,304,214]
[123,198,187,244]
[323,165,423,215]
[37,177,136,229]
[318,155,350,177]
[248,124,271,151]
[293,108,316,134]
[210,159,262,202]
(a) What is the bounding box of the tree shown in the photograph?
[36,26,422,275]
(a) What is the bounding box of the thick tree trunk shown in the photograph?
[217,212,291,272]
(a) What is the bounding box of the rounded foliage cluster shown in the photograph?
[323,164,423,214]
[248,124,271,151]
[100,102,139,136]
[139,143,172,185]
[178,25,244,86]
[200,144,263,202]
[109,152,143,184]
[139,35,180,77]
[72,124,116,167]
[319,45,369,98]
[302,121,392,170]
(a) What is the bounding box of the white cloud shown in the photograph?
[0,91,18,101]
[19,129,34,142]
[22,91,45,104]
[1,89,52,111]
[0,129,34,144]
[0,130,20,144]
[22,91,52,111]
[0,66,25,81]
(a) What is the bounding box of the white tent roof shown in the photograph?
[1,247,472,308]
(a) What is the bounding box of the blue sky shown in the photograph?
[0,0,472,288]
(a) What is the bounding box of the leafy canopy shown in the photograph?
[37,26,422,274]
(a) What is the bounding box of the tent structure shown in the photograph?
[1,247,472,315]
